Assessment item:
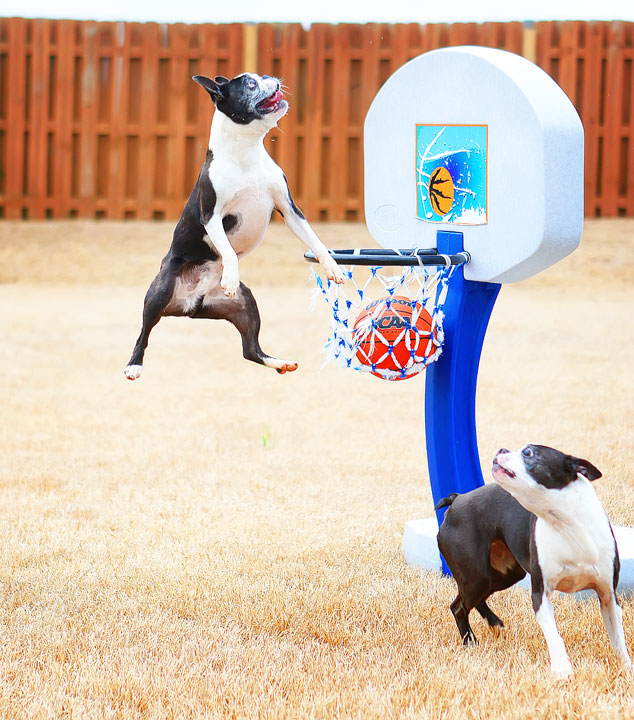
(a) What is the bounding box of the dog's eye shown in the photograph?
[522,446,534,459]
[245,78,257,90]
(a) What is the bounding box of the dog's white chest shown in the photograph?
[223,185,275,254]
[534,490,615,595]
[208,152,280,256]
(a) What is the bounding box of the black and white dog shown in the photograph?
[436,444,632,678]
[124,72,343,380]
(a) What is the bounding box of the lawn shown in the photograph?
[0,218,633,718]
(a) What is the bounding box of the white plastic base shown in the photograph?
[403,517,634,595]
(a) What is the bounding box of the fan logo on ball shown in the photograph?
[352,295,438,380]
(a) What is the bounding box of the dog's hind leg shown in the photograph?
[598,591,632,670]
[476,599,504,631]
[124,265,177,380]
[450,595,477,646]
[193,281,298,374]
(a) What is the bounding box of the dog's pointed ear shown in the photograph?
[193,75,224,102]
[214,75,230,85]
[570,456,602,481]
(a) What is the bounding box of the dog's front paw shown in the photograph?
[124,364,143,381]
[551,659,574,680]
[221,267,240,298]
[321,255,344,284]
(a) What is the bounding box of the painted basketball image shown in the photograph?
[416,124,487,225]
[428,166,455,216]
[353,295,436,379]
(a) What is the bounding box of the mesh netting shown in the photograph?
[311,257,456,381]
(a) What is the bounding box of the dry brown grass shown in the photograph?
[0,219,633,719]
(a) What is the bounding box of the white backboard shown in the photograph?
[364,46,584,283]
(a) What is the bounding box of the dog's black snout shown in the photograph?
[498,448,510,455]
[262,74,271,80]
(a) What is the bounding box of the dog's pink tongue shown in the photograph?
[263,90,283,107]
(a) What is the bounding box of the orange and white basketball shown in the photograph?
[353,295,436,379]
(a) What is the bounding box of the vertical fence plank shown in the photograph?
[257,21,274,163]
[276,24,300,196]
[507,22,525,54]
[78,21,98,217]
[166,23,188,218]
[558,22,580,106]
[329,25,351,220]
[357,23,382,221]
[625,25,634,216]
[27,19,49,218]
[582,22,603,216]
[0,21,6,215]
[108,22,128,218]
[195,23,217,169]
[52,21,75,217]
[301,23,326,220]
[5,18,27,218]
[603,22,625,217]
[391,24,412,71]
[137,23,158,219]
[227,23,245,79]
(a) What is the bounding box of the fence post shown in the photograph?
[522,21,537,63]
[242,24,258,73]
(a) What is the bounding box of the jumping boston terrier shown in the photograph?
[436,444,632,678]
[124,73,344,381]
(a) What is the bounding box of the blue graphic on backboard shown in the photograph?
[416,125,487,225]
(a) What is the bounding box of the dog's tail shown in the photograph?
[434,493,459,511]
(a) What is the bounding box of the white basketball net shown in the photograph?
[311,259,456,381]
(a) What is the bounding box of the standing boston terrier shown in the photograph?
[124,72,344,381]
[436,444,632,678]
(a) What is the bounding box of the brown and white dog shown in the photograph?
[436,444,632,678]
[124,72,343,380]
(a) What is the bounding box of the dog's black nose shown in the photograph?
[498,448,510,455]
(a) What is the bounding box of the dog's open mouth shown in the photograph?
[492,458,516,478]
[257,89,285,114]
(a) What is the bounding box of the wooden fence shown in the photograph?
[0,18,632,220]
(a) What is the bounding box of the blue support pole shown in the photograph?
[425,231,501,574]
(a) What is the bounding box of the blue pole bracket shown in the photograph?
[424,231,501,574]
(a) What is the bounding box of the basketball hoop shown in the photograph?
[306,248,470,381]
